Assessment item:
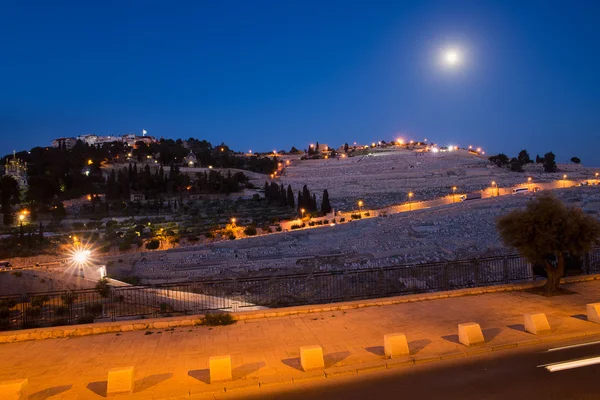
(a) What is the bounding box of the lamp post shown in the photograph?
[596,172,599,184]
[408,192,414,210]
[230,218,236,227]
[452,186,457,203]
[563,174,567,188]
[301,208,305,219]
[358,200,363,215]
[491,181,498,197]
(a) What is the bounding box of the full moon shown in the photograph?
[444,50,460,66]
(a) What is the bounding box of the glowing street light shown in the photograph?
[230,218,236,227]
[491,181,499,197]
[408,192,414,210]
[301,208,305,218]
[452,186,457,203]
[563,174,568,188]
[528,177,532,183]
[358,200,364,214]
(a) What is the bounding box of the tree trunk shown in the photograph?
[543,253,565,296]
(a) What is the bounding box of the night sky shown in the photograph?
[2,0,599,165]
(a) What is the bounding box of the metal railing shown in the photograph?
[1,249,599,332]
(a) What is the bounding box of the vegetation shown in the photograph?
[571,157,581,164]
[543,152,557,172]
[196,312,236,326]
[496,193,600,295]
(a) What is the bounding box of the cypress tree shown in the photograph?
[321,189,332,214]
[287,185,295,208]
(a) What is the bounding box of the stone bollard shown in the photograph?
[384,333,410,358]
[209,355,232,383]
[587,303,600,324]
[0,379,28,400]
[107,366,135,394]
[458,322,484,346]
[524,313,551,335]
[300,345,325,371]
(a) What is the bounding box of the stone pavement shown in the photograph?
[2,279,600,399]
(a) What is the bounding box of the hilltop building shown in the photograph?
[51,131,157,149]
[184,151,198,167]
[4,151,28,190]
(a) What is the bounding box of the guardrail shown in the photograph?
[1,249,599,331]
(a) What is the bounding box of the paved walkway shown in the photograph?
[2,280,600,399]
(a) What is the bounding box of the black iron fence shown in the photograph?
[1,249,600,332]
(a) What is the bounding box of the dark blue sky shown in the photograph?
[2,0,600,165]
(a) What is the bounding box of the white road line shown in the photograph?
[538,356,600,372]
[545,340,600,353]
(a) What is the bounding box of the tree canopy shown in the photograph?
[497,193,600,295]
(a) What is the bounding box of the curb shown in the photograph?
[1,274,599,344]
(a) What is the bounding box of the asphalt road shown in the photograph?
[226,335,600,400]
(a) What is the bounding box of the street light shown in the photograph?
[230,218,236,227]
[408,192,414,210]
[596,172,599,183]
[452,186,457,203]
[491,181,498,197]
[563,174,567,188]
[358,200,364,214]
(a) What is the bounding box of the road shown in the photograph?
[222,335,600,400]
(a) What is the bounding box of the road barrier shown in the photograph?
[1,249,599,332]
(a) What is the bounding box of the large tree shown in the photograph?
[543,152,557,172]
[497,193,600,295]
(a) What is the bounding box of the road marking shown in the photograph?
[539,356,600,372]
[545,340,600,353]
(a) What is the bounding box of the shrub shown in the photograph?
[77,315,94,324]
[351,214,362,220]
[204,231,215,239]
[308,221,316,227]
[196,313,236,326]
[145,239,160,250]
[244,226,258,236]
[323,219,329,224]
[291,224,301,230]
[95,278,110,298]
[228,232,236,240]
[276,226,282,232]
[340,218,345,222]
[364,212,370,217]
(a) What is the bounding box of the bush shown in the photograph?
[351,214,362,220]
[145,239,160,250]
[276,226,282,232]
[308,221,316,226]
[196,313,236,326]
[77,315,94,324]
[95,278,110,298]
[364,212,370,217]
[323,219,329,224]
[228,232,236,240]
[244,226,257,236]
[204,231,215,239]
[291,224,301,230]
[340,218,345,222]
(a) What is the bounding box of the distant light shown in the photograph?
[432,147,439,153]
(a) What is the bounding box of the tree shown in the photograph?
[571,157,581,164]
[344,143,349,152]
[535,154,543,164]
[517,150,531,165]
[543,152,557,173]
[496,193,600,295]
[286,185,295,209]
[510,158,524,172]
[321,189,332,214]
[488,154,509,167]
[0,176,19,225]
[289,146,299,154]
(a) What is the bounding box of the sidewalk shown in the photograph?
[2,279,600,399]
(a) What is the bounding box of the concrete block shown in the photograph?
[0,379,28,400]
[107,366,135,394]
[153,321,170,329]
[524,313,551,335]
[384,333,409,358]
[458,322,484,346]
[300,345,325,371]
[209,355,232,383]
[587,303,600,323]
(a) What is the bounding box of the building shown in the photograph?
[53,131,157,149]
[51,137,77,150]
[183,151,198,167]
[4,151,28,190]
